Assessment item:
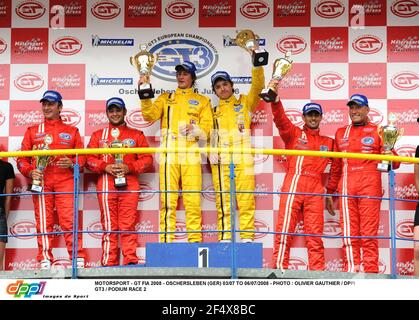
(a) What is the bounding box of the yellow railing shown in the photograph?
[1,147,418,164]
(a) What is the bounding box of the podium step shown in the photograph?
[146,243,263,268]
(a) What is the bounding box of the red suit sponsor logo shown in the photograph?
[240,1,270,19]
[277,36,307,55]
[254,219,269,239]
[52,37,83,56]
[87,221,103,240]
[396,219,414,238]
[9,220,37,240]
[314,72,345,91]
[391,0,419,18]
[91,0,121,19]
[139,183,155,202]
[126,110,154,129]
[391,72,419,91]
[285,109,304,127]
[166,1,195,19]
[352,35,383,54]
[368,108,384,125]
[0,38,6,54]
[61,109,81,126]
[314,0,345,18]
[14,73,44,92]
[15,0,45,19]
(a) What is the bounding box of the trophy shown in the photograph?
[110,128,127,187]
[235,29,269,67]
[30,135,53,193]
[259,51,293,103]
[377,113,404,172]
[130,44,158,100]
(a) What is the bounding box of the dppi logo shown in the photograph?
[14,73,44,92]
[315,72,345,91]
[288,257,308,270]
[61,109,81,126]
[174,221,187,240]
[166,1,195,19]
[285,109,304,127]
[254,219,269,239]
[277,36,307,55]
[91,0,121,19]
[0,38,7,54]
[6,280,46,298]
[352,35,383,54]
[391,72,419,91]
[314,0,345,18]
[16,0,45,20]
[52,37,83,56]
[391,0,419,18]
[87,221,103,240]
[149,37,218,81]
[9,220,37,240]
[324,219,341,236]
[240,1,270,19]
[396,220,414,238]
[139,183,155,202]
[202,185,216,202]
[126,110,154,129]
[395,145,416,163]
[368,108,384,125]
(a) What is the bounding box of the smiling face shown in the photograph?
[348,103,369,125]
[176,70,194,89]
[302,110,322,129]
[41,101,62,120]
[106,106,126,126]
[213,79,234,100]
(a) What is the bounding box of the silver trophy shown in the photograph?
[259,51,293,103]
[130,44,158,99]
[30,135,53,193]
[110,128,127,187]
[377,113,404,172]
[235,29,269,67]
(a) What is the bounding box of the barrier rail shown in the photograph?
[0,147,418,279]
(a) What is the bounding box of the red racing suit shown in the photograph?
[17,118,86,263]
[326,121,400,273]
[271,99,334,271]
[86,124,153,266]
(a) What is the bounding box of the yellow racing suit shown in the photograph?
[141,87,212,243]
[210,67,265,241]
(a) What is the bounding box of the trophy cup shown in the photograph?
[377,113,404,172]
[110,128,127,187]
[30,135,53,193]
[130,44,158,100]
[235,29,269,67]
[259,51,293,103]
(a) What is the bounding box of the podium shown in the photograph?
[146,243,262,268]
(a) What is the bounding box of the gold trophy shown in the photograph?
[130,44,158,100]
[110,128,127,187]
[30,135,53,193]
[259,51,293,103]
[377,113,404,172]
[235,29,269,67]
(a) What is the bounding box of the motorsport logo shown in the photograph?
[90,74,133,86]
[0,37,7,54]
[147,34,219,81]
[277,35,307,55]
[391,0,419,18]
[6,280,46,298]
[352,73,383,89]
[223,34,265,47]
[92,35,134,47]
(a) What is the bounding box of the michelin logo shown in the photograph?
[91,74,133,86]
[231,77,252,84]
[92,35,134,47]
[223,35,266,47]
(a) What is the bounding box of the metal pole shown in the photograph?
[229,155,237,279]
[389,168,397,279]
[71,155,80,279]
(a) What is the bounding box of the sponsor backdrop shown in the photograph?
[0,0,418,274]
